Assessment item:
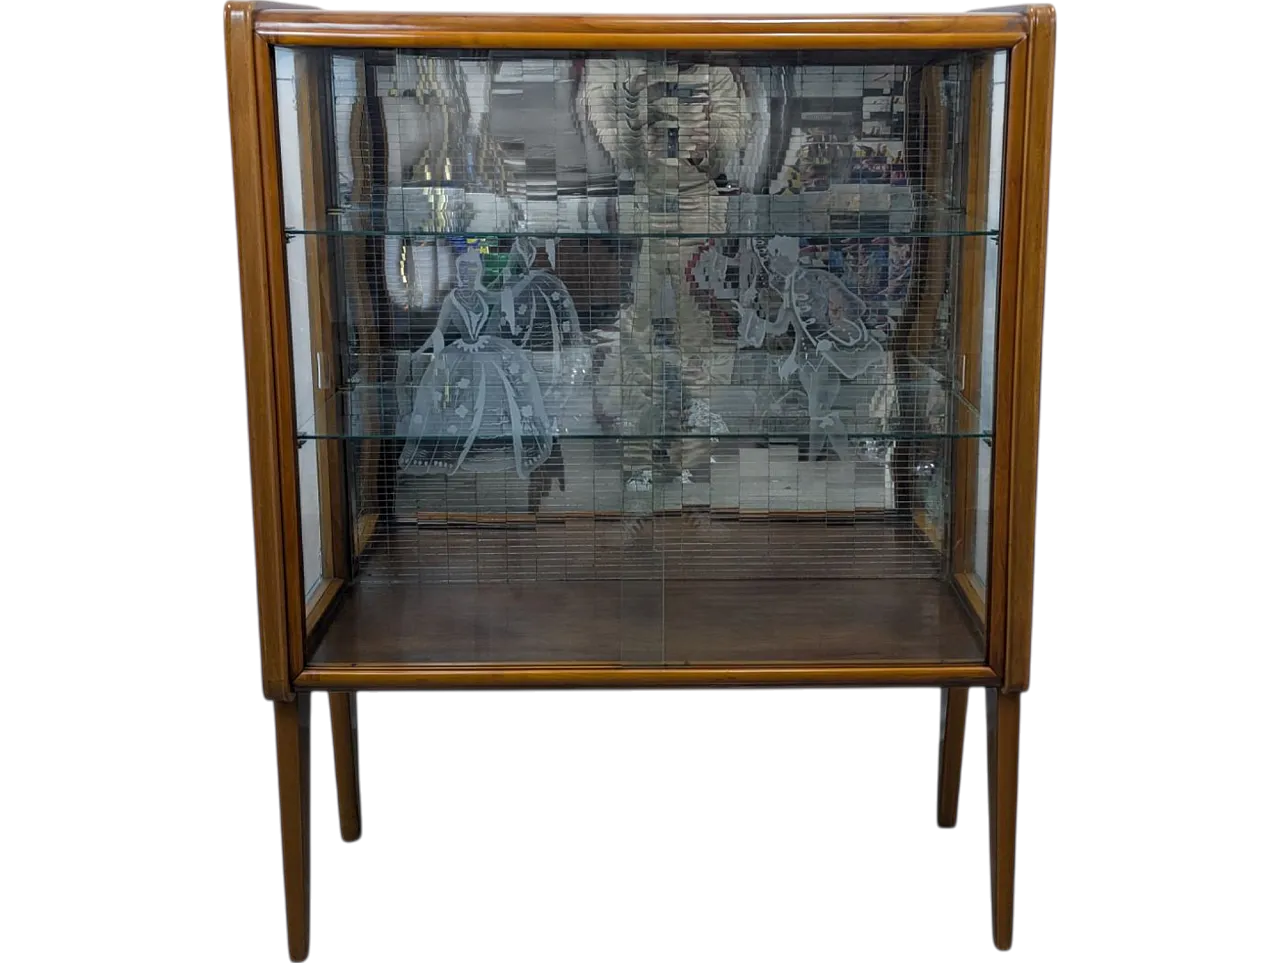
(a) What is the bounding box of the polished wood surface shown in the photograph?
[987,5,1054,692]
[987,31,1023,684]
[225,1,298,700]
[328,693,362,843]
[936,687,969,828]
[254,33,309,683]
[303,576,342,637]
[953,569,987,626]
[274,694,312,961]
[1002,5,1054,691]
[252,11,1028,49]
[986,687,1020,950]
[297,663,1000,690]
[307,577,984,668]
[227,0,1049,696]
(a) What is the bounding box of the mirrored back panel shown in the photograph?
[275,46,1007,665]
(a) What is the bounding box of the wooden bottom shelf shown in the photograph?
[308,577,985,668]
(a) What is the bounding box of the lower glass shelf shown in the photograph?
[308,575,985,668]
[296,360,981,443]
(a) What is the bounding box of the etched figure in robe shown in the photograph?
[736,236,892,461]
[399,249,554,478]
[496,237,591,432]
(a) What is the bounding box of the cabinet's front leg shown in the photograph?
[329,692,362,842]
[936,687,968,827]
[275,694,311,962]
[986,689,1020,951]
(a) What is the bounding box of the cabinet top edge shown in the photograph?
[241,7,1031,49]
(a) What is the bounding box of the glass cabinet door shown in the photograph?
[273,45,1009,667]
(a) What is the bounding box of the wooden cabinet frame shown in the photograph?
[225,6,1053,957]
[227,1,1049,701]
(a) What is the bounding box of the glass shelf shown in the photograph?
[287,226,997,240]
[284,188,991,240]
[300,428,989,442]
[296,362,981,442]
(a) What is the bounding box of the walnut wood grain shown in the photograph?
[1002,5,1054,692]
[230,1,1053,702]
[937,687,969,827]
[274,694,311,961]
[297,663,1000,690]
[304,577,342,637]
[253,33,309,683]
[953,569,987,626]
[985,42,1025,685]
[328,692,361,843]
[225,1,308,700]
[252,12,1028,49]
[986,5,1054,693]
[986,687,1020,949]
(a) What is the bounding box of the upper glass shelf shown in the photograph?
[283,188,994,240]
[288,227,996,240]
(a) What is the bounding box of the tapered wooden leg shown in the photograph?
[329,692,362,842]
[986,689,1020,951]
[275,694,311,962]
[936,687,969,827]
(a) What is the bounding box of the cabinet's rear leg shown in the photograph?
[936,687,968,827]
[329,692,362,842]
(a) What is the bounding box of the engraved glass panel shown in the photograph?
[275,46,1008,664]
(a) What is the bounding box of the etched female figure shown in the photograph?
[737,236,891,460]
[497,237,591,430]
[399,250,554,478]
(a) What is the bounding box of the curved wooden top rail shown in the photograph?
[249,9,1029,49]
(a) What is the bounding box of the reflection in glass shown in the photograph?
[276,47,324,596]
[275,46,1007,664]
[972,51,1008,587]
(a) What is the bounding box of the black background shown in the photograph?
[230,3,1044,957]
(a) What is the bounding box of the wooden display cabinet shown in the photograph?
[225,5,1054,958]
